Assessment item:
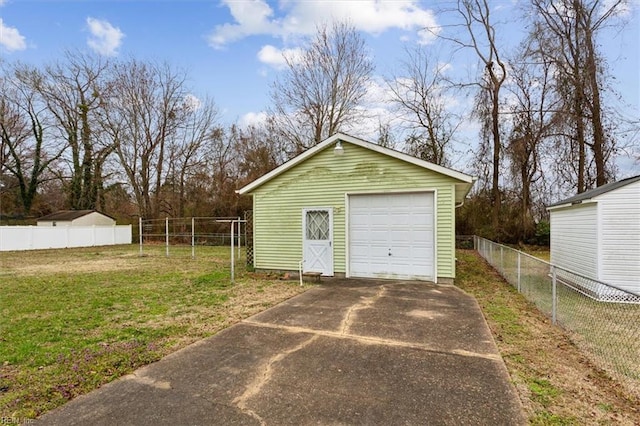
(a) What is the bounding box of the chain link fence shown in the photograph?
[473,236,640,400]
[135,217,247,259]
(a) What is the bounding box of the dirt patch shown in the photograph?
[456,250,640,424]
[139,278,310,352]
[11,258,139,275]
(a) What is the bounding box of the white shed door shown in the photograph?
[303,208,334,276]
[349,193,435,280]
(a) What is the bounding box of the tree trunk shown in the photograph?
[584,28,606,187]
[490,71,502,228]
[575,99,586,194]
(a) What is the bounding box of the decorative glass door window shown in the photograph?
[306,210,330,240]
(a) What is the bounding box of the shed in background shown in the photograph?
[547,175,640,300]
[37,210,116,227]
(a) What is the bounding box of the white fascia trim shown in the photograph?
[546,199,597,212]
[433,188,438,284]
[344,193,351,278]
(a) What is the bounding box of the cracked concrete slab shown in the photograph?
[248,336,522,425]
[37,278,526,425]
[249,286,380,332]
[349,291,499,355]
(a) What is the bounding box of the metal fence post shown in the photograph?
[237,217,241,260]
[487,243,496,267]
[191,217,195,259]
[551,265,557,325]
[139,217,143,256]
[230,220,235,283]
[165,217,169,257]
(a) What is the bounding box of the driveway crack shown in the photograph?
[340,285,386,335]
[232,334,320,425]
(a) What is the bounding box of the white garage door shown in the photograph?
[349,192,435,280]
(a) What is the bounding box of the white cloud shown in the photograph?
[86,17,124,56]
[257,44,304,69]
[239,111,268,128]
[362,77,394,105]
[0,18,27,52]
[208,0,439,48]
[208,0,278,48]
[183,93,202,111]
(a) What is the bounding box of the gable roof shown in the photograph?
[237,133,476,202]
[548,174,640,209]
[37,210,115,222]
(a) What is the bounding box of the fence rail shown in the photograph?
[0,225,132,251]
[136,217,247,260]
[473,236,640,399]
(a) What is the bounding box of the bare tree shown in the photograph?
[0,64,64,215]
[232,122,285,185]
[36,51,112,210]
[439,0,507,226]
[375,119,396,149]
[163,97,220,217]
[386,47,459,166]
[268,21,374,155]
[530,0,626,191]
[101,59,190,218]
[506,48,559,242]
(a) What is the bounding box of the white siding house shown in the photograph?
[547,175,640,299]
[237,133,475,282]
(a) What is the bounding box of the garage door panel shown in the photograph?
[395,246,429,258]
[389,214,410,225]
[349,192,434,280]
[351,229,376,240]
[404,230,431,242]
[390,229,415,240]
[370,216,389,226]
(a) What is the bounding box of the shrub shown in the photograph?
[533,221,550,246]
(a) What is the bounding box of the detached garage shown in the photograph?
[548,175,640,299]
[237,133,475,283]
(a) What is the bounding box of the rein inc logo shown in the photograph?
[1,418,35,424]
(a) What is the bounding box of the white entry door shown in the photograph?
[303,208,334,276]
[349,192,434,280]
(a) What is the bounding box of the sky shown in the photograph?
[1,0,639,174]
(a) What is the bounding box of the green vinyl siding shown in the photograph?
[250,141,460,279]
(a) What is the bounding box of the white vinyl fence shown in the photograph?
[0,225,132,251]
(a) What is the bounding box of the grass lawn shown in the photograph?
[520,245,550,261]
[0,245,308,419]
[3,245,638,424]
[456,250,640,425]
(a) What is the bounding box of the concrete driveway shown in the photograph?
[38,279,525,425]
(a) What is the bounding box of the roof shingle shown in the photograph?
[37,210,112,221]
